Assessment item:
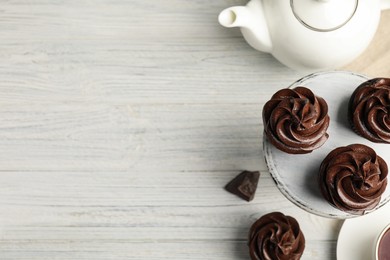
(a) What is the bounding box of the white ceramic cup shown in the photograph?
[373,223,390,260]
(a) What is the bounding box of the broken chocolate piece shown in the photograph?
[225,170,260,201]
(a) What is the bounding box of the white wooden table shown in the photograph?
[0,1,389,259]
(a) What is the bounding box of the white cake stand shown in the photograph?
[264,71,390,219]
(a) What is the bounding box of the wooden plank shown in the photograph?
[0,103,268,172]
[0,240,336,260]
[0,170,341,240]
[0,168,342,258]
[0,0,302,105]
[0,167,340,258]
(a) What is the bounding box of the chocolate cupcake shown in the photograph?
[263,87,330,154]
[248,212,305,260]
[349,78,390,143]
[319,144,388,215]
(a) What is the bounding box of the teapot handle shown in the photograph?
[381,0,390,10]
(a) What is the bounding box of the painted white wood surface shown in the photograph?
[2,0,388,259]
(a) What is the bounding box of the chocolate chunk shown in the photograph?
[225,171,260,202]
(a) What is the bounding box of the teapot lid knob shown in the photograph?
[291,0,358,32]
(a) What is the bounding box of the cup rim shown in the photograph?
[375,223,390,260]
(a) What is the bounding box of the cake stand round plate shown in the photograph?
[263,71,390,219]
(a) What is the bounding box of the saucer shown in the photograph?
[337,203,390,260]
[263,71,390,219]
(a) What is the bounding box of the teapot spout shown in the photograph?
[218,7,250,28]
[218,5,272,53]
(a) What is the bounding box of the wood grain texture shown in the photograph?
[0,0,388,259]
[344,10,390,76]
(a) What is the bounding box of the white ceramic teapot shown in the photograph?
[218,0,390,71]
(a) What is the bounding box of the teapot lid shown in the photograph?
[291,0,358,32]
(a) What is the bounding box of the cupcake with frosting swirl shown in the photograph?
[349,78,390,143]
[318,144,388,215]
[263,87,330,154]
[248,212,305,260]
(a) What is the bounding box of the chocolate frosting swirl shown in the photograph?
[248,212,305,260]
[349,78,390,143]
[263,87,330,154]
[319,144,388,214]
